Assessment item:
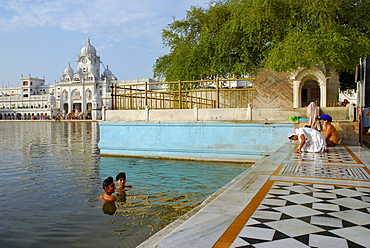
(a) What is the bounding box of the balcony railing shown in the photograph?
[111,78,256,110]
[302,101,347,107]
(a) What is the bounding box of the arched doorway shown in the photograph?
[73,103,82,112]
[63,103,69,114]
[86,102,92,119]
[291,68,327,108]
[86,102,92,111]
[301,79,320,107]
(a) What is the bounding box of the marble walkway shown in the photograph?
[137,143,370,248]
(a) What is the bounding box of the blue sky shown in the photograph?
[0,0,209,87]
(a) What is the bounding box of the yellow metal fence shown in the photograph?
[111,78,256,110]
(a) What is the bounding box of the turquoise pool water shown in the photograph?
[0,121,251,247]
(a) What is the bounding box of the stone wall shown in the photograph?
[252,69,293,108]
[98,122,294,162]
[251,66,340,108]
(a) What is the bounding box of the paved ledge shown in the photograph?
[137,143,370,248]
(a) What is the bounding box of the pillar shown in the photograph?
[293,80,300,108]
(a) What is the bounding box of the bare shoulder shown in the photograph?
[329,124,338,133]
[100,194,116,201]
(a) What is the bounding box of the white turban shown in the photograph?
[288,129,297,138]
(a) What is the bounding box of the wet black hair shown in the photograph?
[102,176,114,189]
[288,135,295,140]
[116,172,126,181]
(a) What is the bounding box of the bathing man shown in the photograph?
[320,114,339,147]
[116,172,133,191]
[100,176,117,201]
[115,172,132,202]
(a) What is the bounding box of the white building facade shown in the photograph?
[0,39,157,120]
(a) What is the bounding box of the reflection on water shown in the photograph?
[0,121,250,248]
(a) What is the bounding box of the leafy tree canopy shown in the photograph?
[153,0,370,89]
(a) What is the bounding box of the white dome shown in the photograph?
[48,94,56,103]
[81,38,96,56]
[103,66,113,77]
[63,64,74,76]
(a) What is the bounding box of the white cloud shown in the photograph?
[0,0,207,41]
[0,0,209,84]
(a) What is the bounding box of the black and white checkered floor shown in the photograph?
[230,147,370,248]
[231,181,370,248]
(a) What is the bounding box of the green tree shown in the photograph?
[154,0,370,89]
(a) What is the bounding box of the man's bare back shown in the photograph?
[320,114,339,147]
[325,123,339,146]
[320,115,338,147]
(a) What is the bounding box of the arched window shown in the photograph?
[62,90,68,101]
[86,90,92,100]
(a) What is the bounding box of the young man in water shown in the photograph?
[116,172,133,191]
[321,114,339,147]
[100,176,116,201]
[115,172,132,202]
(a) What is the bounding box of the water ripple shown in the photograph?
[0,121,250,248]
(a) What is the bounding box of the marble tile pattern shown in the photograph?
[231,181,370,248]
[289,147,359,164]
[276,147,370,180]
[278,163,370,180]
[230,147,370,248]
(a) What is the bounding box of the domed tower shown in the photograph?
[61,63,74,82]
[102,65,117,81]
[47,94,56,107]
[63,63,74,76]
[77,37,101,80]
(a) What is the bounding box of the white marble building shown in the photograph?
[0,38,157,120]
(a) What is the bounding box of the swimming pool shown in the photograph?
[0,121,251,247]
